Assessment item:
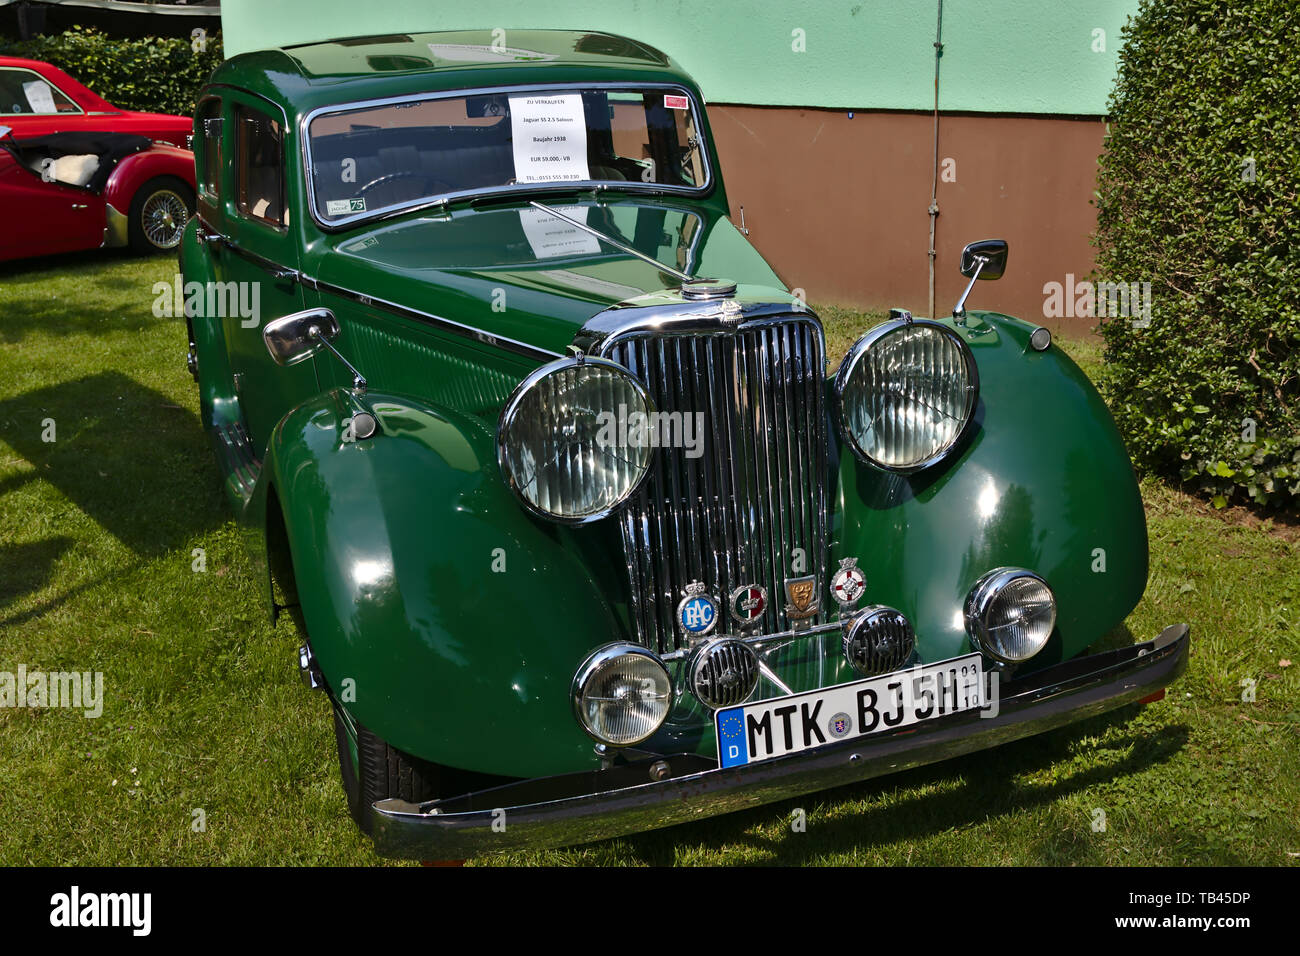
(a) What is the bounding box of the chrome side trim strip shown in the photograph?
[300,276,562,363]
[192,217,559,363]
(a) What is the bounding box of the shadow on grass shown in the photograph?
[0,370,223,626]
[607,705,1191,865]
[0,536,74,612]
[0,249,171,344]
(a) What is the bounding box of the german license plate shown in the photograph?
[716,653,985,768]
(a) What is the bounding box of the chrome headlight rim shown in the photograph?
[570,642,673,747]
[496,354,655,526]
[964,567,1057,663]
[833,318,980,474]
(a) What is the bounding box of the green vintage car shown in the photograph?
[182,29,1189,859]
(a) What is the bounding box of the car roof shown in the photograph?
[207,29,698,119]
[0,56,54,70]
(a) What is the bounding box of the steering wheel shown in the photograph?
[357,170,451,198]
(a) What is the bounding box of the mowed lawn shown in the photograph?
[0,254,1297,866]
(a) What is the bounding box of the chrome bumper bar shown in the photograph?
[372,624,1190,859]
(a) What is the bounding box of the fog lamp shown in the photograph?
[842,605,916,676]
[572,644,672,746]
[689,638,760,710]
[965,568,1057,662]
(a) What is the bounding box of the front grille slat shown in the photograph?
[758,329,786,625]
[741,334,772,632]
[610,317,827,654]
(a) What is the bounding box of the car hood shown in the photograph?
[311,197,788,356]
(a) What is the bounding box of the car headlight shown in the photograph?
[835,318,978,472]
[498,355,653,522]
[965,568,1057,662]
[572,644,672,746]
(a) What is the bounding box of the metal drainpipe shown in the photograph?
[928,0,944,320]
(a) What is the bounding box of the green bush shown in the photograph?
[0,25,222,118]
[1094,0,1300,511]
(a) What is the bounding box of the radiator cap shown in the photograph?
[680,277,737,300]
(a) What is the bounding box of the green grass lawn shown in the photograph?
[1,254,1296,866]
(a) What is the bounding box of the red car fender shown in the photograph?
[102,145,196,217]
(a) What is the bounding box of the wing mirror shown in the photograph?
[263,308,368,392]
[953,239,1008,322]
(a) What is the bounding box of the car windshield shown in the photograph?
[306,85,710,225]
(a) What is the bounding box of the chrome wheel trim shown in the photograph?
[141,189,188,249]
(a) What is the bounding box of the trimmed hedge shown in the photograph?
[0,25,222,118]
[1094,0,1300,511]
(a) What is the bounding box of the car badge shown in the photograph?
[677,581,718,637]
[830,557,867,609]
[827,712,853,739]
[783,574,820,621]
[728,585,768,627]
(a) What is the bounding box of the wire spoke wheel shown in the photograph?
[141,189,188,249]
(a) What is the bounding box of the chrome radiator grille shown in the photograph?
[605,317,829,654]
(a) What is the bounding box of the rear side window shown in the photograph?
[196,99,222,206]
[235,104,285,227]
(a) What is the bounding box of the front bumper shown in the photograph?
[372,623,1190,859]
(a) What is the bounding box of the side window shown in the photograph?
[196,99,223,209]
[0,68,80,116]
[235,104,286,227]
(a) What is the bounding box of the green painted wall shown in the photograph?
[221,0,1141,115]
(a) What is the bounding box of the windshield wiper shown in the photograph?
[528,200,695,283]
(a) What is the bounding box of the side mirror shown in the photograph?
[263,307,368,392]
[263,308,338,366]
[959,239,1008,280]
[954,239,1009,321]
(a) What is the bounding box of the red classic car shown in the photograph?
[0,56,192,148]
[0,125,195,261]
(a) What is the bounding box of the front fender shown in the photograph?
[102,145,196,213]
[833,312,1148,671]
[261,387,628,778]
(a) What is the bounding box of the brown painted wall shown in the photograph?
[709,105,1107,338]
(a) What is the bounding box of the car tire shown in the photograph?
[332,702,443,835]
[128,175,194,254]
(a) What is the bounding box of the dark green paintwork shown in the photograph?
[183,30,1150,779]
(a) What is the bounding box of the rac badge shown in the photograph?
[677,581,718,637]
[728,585,767,627]
[783,574,820,623]
[830,557,867,609]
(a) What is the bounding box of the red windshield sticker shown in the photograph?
[664,94,689,110]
